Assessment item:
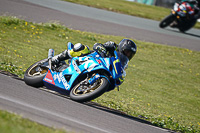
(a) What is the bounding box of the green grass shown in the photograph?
[0,16,200,132]
[0,110,66,133]
[63,0,200,29]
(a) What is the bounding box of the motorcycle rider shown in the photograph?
[181,0,200,19]
[52,42,91,65]
[93,39,137,70]
[52,39,137,71]
[171,0,200,30]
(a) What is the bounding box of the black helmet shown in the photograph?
[118,39,137,60]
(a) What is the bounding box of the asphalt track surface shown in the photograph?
[0,72,171,133]
[0,0,198,132]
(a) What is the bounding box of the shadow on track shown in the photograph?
[166,29,200,38]
[183,32,200,38]
[83,101,176,133]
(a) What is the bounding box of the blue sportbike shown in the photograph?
[24,42,125,102]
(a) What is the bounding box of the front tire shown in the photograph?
[159,14,175,28]
[24,59,49,87]
[70,77,109,102]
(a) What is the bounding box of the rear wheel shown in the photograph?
[179,19,197,33]
[24,59,49,87]
[159,14,175,28]
[70,76,109,102]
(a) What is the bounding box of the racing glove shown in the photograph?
[93,43,107,57]
[103,41,117,56]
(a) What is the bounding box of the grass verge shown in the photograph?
[0,16,200,132]
[63,0,200,29]
[0,110,65,133]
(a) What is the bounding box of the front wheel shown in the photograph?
[159,14,175,28]
[24,59,49,87]
[70,77,109,102]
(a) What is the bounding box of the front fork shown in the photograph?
[78,73,110,92]
[88,73,110,85]
[88,73,101,85]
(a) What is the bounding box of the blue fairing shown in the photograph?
[43,43,123,94]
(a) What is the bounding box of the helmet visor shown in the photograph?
[123,49,135,60]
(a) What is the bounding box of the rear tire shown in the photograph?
[70,77,109,102]
[179,19,197,33]
[159,14,175,28]
[24,59,49,87]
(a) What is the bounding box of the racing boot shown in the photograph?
[51,50,70,67]
[170,21,178,28]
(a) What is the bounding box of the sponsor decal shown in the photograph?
[131,47,136,52]
[97,59,102,64]
[72,60,81,73]
[44,78,52,83]
[84,60,97,72]
[44,70,55,85]
[53,72,70,90]
[104,58,110,69]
